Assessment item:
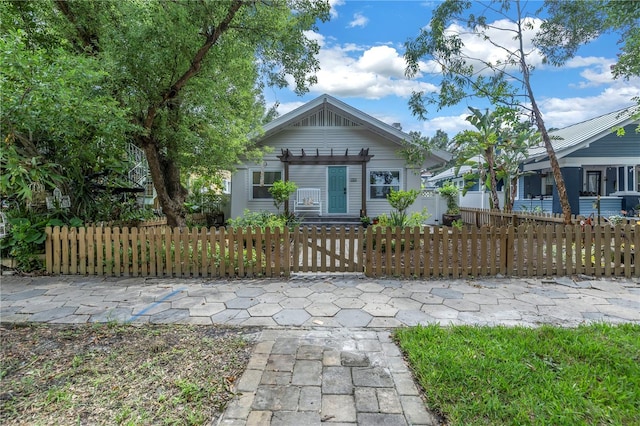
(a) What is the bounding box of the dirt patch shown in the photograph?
[0,323,258,425]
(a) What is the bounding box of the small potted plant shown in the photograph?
[360,216,372,228]
[438,181,461,227]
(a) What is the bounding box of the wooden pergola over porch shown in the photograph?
[277,148,374,216]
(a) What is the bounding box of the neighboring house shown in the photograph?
[427,155,505,210]
[230,94,450,220]
[515,106,640,217]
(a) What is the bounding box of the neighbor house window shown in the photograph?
[542,174,554,196]
[251,170,281,199]
[369,170,400,199]
[586,171,601,196]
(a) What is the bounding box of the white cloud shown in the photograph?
[419,18,546,76]
[355,45,406,78]
[275,101,307,117]
[348,12,369,28]
[540,81,640,128]
[415,113,473,136]
[292,35,438,100]
[328,0,344,19]
[565,56,613,69]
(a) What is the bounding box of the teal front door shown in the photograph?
[328,166,347,214]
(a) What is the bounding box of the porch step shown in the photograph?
[296,215,363,228]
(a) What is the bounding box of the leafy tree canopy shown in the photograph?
[1,0,331,227]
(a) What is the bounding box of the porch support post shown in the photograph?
[553,167,580,215]
[284,163,290,215]
[361,163,367,217]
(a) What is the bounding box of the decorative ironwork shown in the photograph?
[46,187,71,210]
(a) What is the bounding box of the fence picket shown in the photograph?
[85,227,94,275]
[623,224,632,278]
[603,226,612,277]
[283,227,291,277]
[273,227,281,277]
[432,227,440,277]
[634,223,640,277]
[451,227,459,278]
[614,225,623,277]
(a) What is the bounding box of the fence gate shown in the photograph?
[291,226,365,274]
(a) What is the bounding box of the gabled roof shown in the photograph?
[526,105,639,162]
[260,93,451,162]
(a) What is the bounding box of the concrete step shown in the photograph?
[296,215,362,228]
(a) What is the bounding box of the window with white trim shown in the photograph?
[222,179,231,194]
[369,170,400,199]
[251,170,282,199]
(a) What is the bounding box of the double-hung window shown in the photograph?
[369,170,400,199]
[251,170,282,199]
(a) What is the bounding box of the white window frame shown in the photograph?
[222,179,231,194]
[250,169,283,200]
[368,169,402,200]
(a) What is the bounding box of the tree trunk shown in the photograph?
[486,148,501,210]
[516,0,572,224]
[504,178,518,213]
[141,137,188,228]
[134,1,244,228]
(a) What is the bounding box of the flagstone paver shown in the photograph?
[1,275,638,426]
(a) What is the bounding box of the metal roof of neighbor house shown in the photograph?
[526,105,639,162]
[427,155,484,184]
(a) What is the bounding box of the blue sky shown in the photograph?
[264,0,640,137]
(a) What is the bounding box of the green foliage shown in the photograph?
[0,27,134,215]
[395,323,640,425]
[376,189,431,228]
[539,0,639,80]
[1,1,330,227]
[226,209,299,231]
[387,189,419,212]
[0,145,64,206]
[438,181,460,214]
[186,176,228,213]
[268,180,298,214]
[384,189,425,227]
[0,217,47,271]
[453,107,538,212]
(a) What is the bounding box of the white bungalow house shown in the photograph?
[230,94,450,221]
[515,106,640,218]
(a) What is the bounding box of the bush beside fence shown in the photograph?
[45,224,639,278]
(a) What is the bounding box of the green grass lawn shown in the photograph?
[394,323,640,426]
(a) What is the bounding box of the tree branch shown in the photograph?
[53,0,100,55]
[143,0,245,131]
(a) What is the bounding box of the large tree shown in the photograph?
[404,0,636,224]
[1,2,134,217]
[6,0,330,227]
[59,0,330,227]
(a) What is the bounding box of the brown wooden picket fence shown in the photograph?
[45,224,639,278]
[460,207,580,227]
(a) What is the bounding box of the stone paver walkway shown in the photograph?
[1,274,638,425]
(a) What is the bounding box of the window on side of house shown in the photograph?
[251,170,282,199]
[542,174,554,196]
[369,170,401,199]
[222,179,231,194]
